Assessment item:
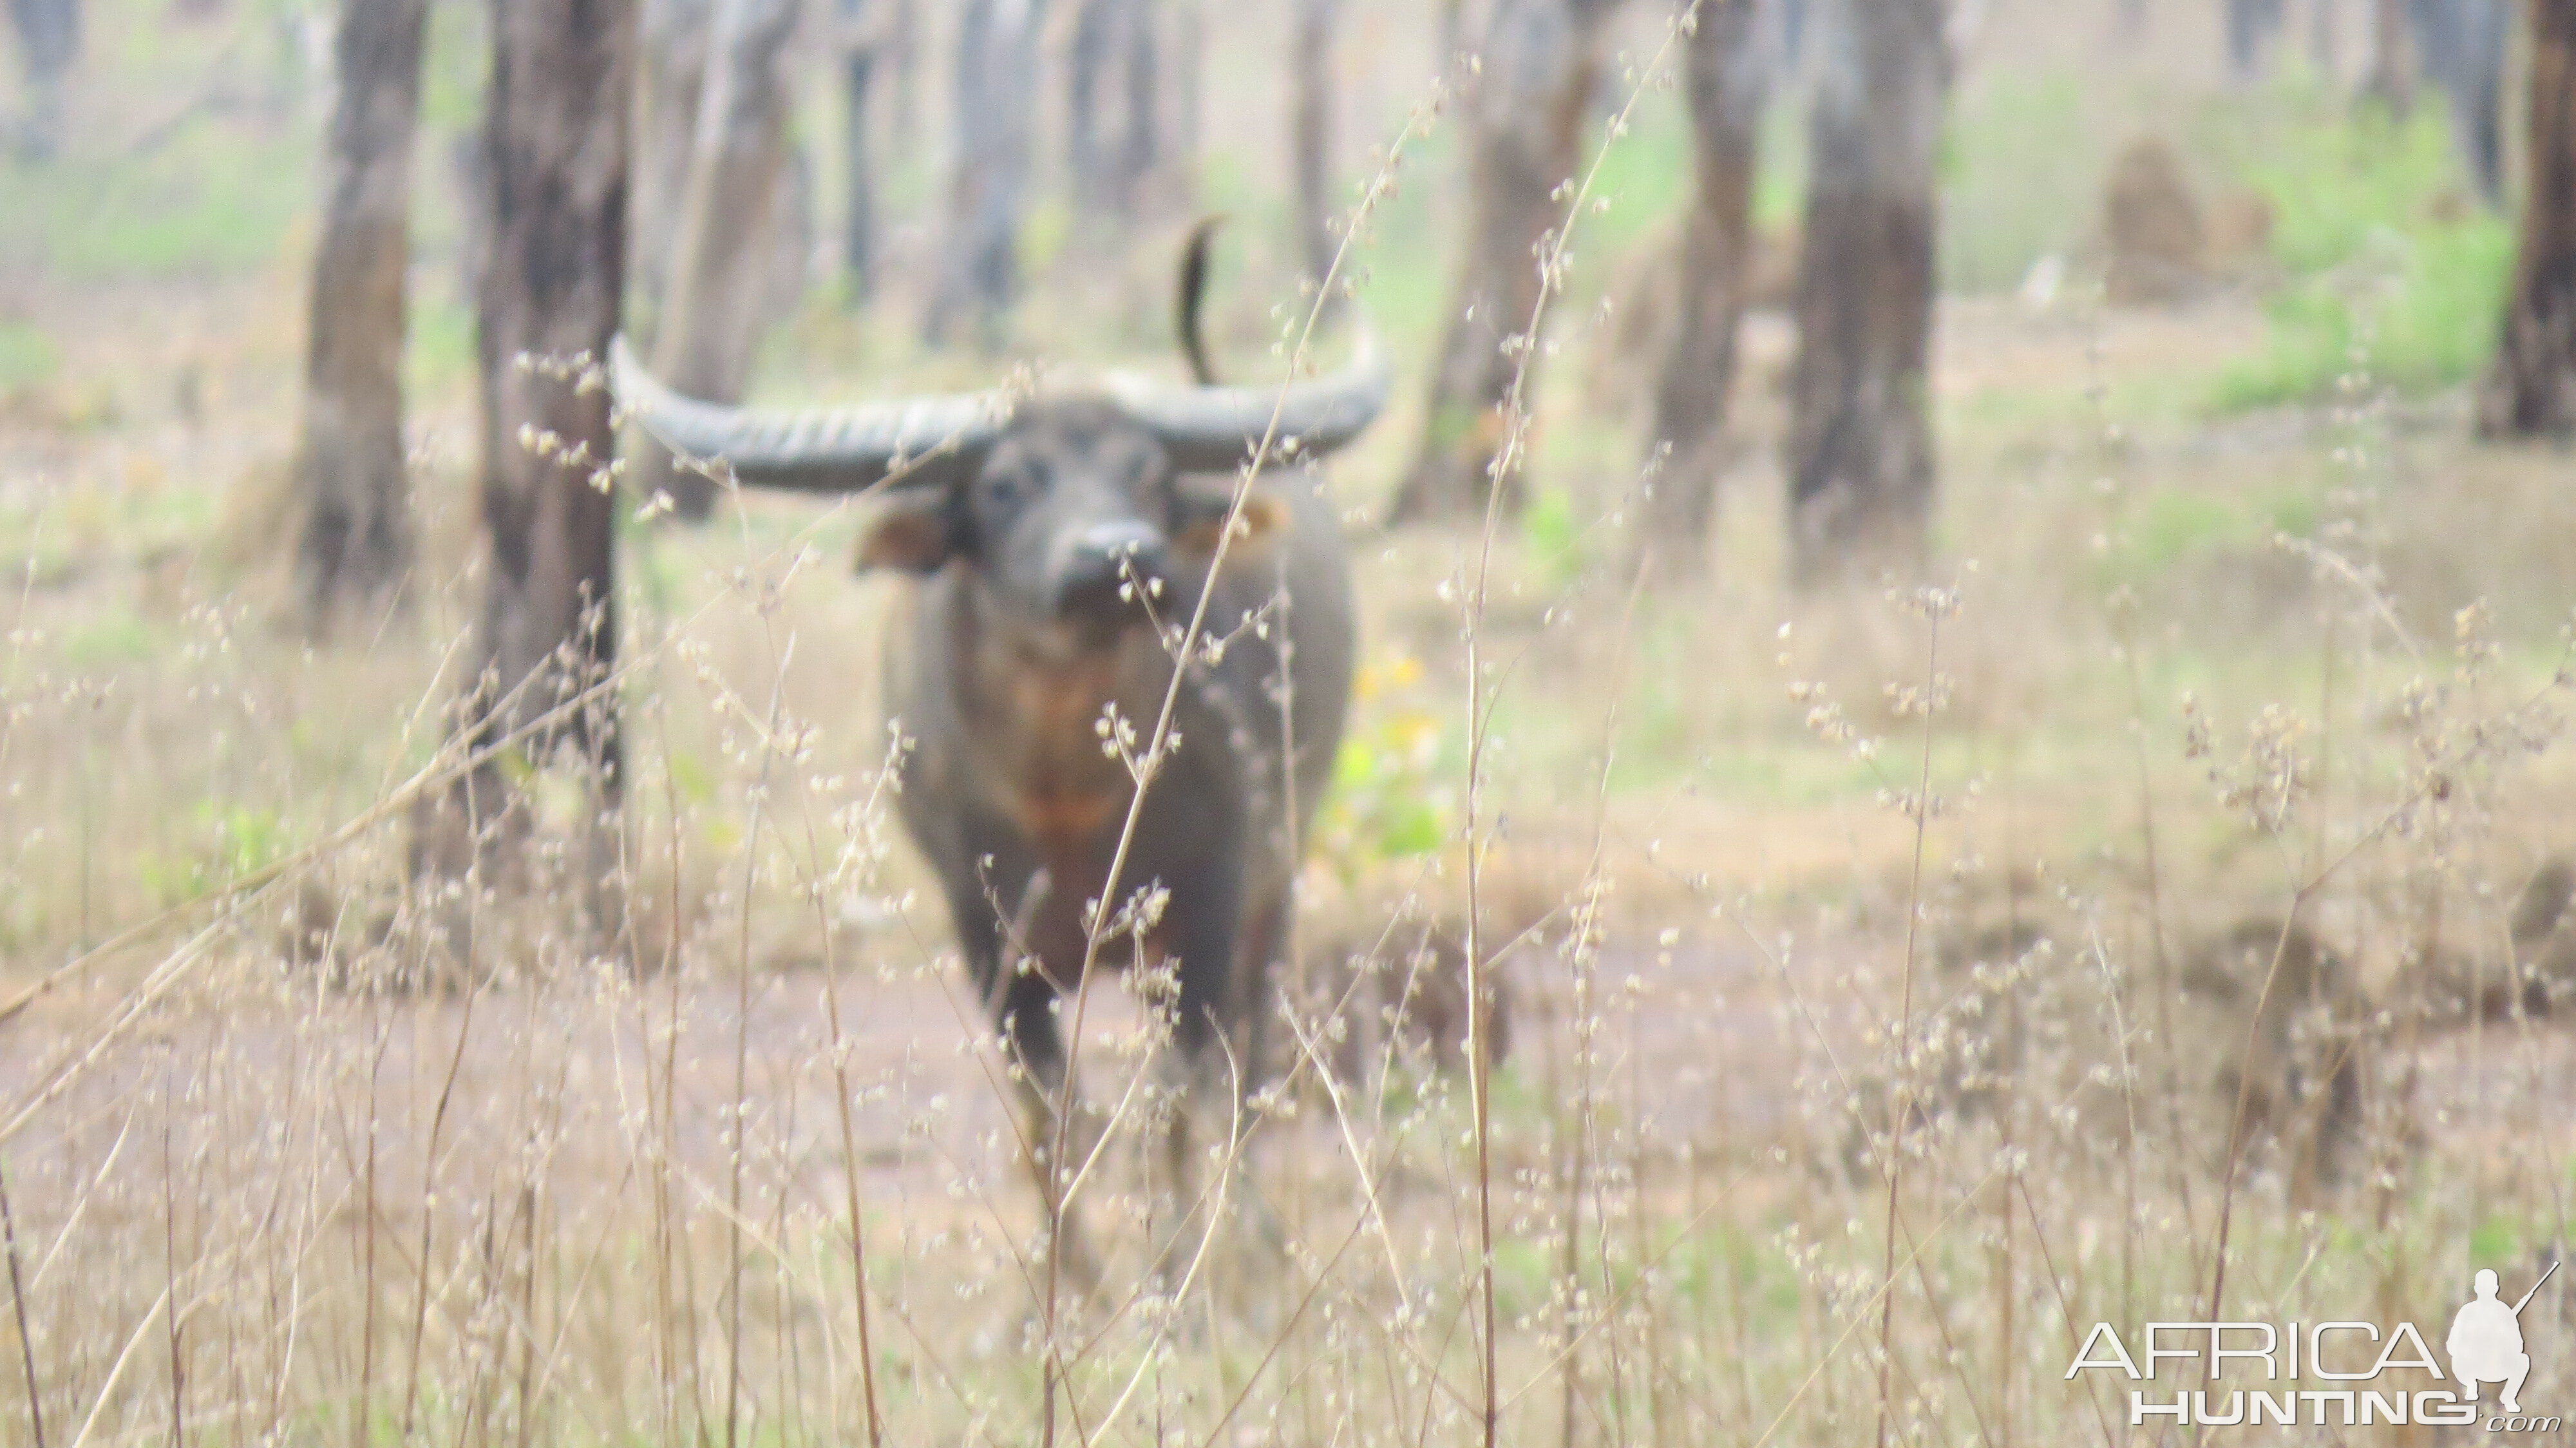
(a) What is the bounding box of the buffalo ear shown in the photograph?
[855,493,958,574]
[1172,483,1289,555]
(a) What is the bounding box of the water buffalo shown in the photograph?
[614,247,1386,1254]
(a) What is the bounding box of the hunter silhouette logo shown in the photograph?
[2453,1264,2556,1415]
[2064,1259,2563,1429]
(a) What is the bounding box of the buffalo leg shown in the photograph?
[942,843,1063,1079]
[1233,885,1291,1099]
[1143,855,1247,1282]
[1223,883,1303,1260]
[941,844,1104,1288]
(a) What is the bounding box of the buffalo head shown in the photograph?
[611,301,1386,644]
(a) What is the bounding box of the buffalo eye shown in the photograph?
[978,461,1042,514]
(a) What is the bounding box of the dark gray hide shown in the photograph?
[613,312,1385,1101]
[866,405,1357,1092]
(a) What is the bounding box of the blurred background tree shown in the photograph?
[2481,0,2576,437]
[630,0,803,520]
[5,0,77,160]
[408,0,636,919]
[290,0,426,629]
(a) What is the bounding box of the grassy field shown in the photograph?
[1,1,2572,1445]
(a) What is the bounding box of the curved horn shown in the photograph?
[1106,321,1392,474]
[610,336,1011,495]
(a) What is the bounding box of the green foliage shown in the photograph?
[2211,218,2510,409]
[0,319,59,390]
[420,0,491,135]
[2230,92,2462,276]
[140,799,299,905]
[1582,95,1692,252]
[1940,72,2099,294]
[1317,654,1455,877]
[1753,104,1806,232]
[202,801,296,878]
[1336,129,1466,367]
[2467,1219,2522,1270]
[61,610,162,668]
[2207,93,2511,410]
[2095,477,2324,589]
[1518,483,1586,588]
[403,292,478,395]
[1,120,314,279]
[1019,196,1075,283]
[1341,84,1703,380]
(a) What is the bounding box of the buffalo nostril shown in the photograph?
[1075,525,1168,583]
[1051,522,1170,617]
[1077,520,1167,565]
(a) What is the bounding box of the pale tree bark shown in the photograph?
[1435,0,1475,74]
[2480,1,2576,438]
[2410,0,2508,205]
[886,0,917,148]
[1068,0,1120,220]
[2360,0,2416,112]
[1115,0,1160,213]
[1633,0,1769,582]
[292,0,428,632]
[2226,0,2285,81]
[1168,0,1200,204]
[634,0,710,310]
[413,0,636,895]
[1290,0,1337,288]
[2309,0,2338,74]
[842,0,881,300]
[6,0,77,160]
[632,0,801,520]
[1785,0,1946,586]
[1388,0,1620,526]
[1067,0,1159,230]
[925,0,1047,350]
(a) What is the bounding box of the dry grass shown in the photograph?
[5,2,2576,1445]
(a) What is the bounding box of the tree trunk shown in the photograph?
[1785,0,1945,586]
[1633,0,1769,582]
[2360,0,2416,111]
[415,0,636,888]
[841,0,879,300]
[2479,1,2576,438]
[2410,0,2508,205]
[925,0,1046,350]
[634,0,710,310]
[2457,0,2507,206]
[6,0,79,160]
[1068,0,1119,220]
[886,0,917,148]
[2309,0,2339,75]
[1387,0,1618,526]
[1290,0,1337,289]
[632,0,800,520]
[292,0,428,632]
[1168,0,1200,205]
[1066,0,1157,228]
[1115,0,1159,214]
[2226,0,2285,81]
